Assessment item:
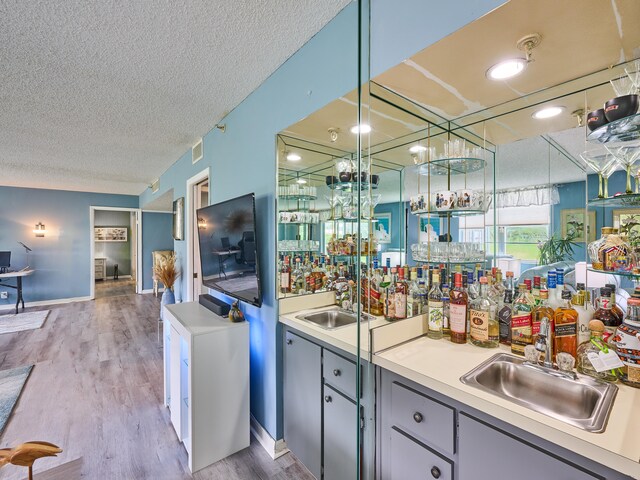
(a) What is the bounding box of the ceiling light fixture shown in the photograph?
[532,106,565,119]
[486,58,527,80]
[286,152,302,161]
[409,145,427,153]
[350,124,371,134]
[296,178,307,184]
[487,33,542,81]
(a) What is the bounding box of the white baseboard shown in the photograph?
[141,287,165,295]
[0,295,93,312]
[250,415,289,460]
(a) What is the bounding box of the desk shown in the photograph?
[0,269,35,314]
[211,249,240,279]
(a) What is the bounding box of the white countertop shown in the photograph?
[165,302,247,337]
[280,306,640,478]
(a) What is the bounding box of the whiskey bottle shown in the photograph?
[442,283,451,337]
[394,267,408,320]
[469,277,498,348]
[450,272,468,344]
[554,289,578,358]
[384,268,397,320]
[594,287,621,342]
[427,271,444,339]
[280,255,292,294]
[511,283,534,356]
[498,271,514,345]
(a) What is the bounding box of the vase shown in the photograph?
[228,301,245,323]
[161,288,176,319]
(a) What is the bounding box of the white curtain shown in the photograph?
[494,185,560,209]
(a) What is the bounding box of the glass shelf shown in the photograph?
[587,193,640,208]
[411,208,487,217]
[324,217,378,223]
[327,181,378,192]
[414,260,483,265]
[587,267,640,279]
[417,157,485,176]
[279,222,316,225]
[278,194,318,201]
[587,113,640,144]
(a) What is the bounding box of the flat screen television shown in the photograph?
[197,193,262,307]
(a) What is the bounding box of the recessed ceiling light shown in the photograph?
[296,178,307,184]
[532,106,565,119]
[350,124,372,134]
[286,152,302,161]
[409,145,427,153]
[486,58,527,80]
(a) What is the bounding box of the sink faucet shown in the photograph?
[534,317,553,369]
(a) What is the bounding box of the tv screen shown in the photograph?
[197,193,262,307]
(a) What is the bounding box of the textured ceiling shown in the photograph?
[0,0,350,195]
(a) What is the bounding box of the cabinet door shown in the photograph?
[389,428,453,480]
[458,414,599,480]
[283,331,322,480]
[169,325,182,439]
[323,385,358,480]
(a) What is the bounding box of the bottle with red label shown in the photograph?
[450,272,468,344]
[511,283,534,355]
[594,287,621,343]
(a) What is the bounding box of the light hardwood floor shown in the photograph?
[94,278,137,299]
[0,294,314,480]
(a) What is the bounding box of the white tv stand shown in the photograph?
[162,302,250,473]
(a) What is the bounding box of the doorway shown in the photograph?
[90,207,142,299]
[186,168,210,302]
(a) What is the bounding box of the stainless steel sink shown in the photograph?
[460,353,618,432]
[296,307,370,330]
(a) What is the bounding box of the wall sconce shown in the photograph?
[33,222,46,237]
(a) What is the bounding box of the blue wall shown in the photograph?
[0,186,138,307]
[141,212,174,291]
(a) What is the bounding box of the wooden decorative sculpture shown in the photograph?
[0,441,62,480]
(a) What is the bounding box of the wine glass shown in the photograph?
[605,143,640,194]
[324,194,341,220]
[624,59,640,93]
[579,149,619,198]
[610,75,636,97]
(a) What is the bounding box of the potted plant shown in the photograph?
[153,252,180,314]
[538,231,579,265]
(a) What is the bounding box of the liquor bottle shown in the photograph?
[450,272,468,344]
[511,283,534,355]
[407,269,420,317]
[572,286,593,346]
[280,255,292,294]
[532,275,541,305]
[468,269,482,301]
[427,271,444,339]
[469,277,498,348]
[605,284,625,325]
[546,271,558,309]
[394,267,408,320]
[441,283,451,337]
[369,267,383,316]
[499,282,513,345]
[491,269,505,302]
[614,289,640,388]
[577,320,619,383]
[532,289,555,358]
[417,267,428,314]
[593,287,621,342]
[384,268,397,320]
[554,289,578,358]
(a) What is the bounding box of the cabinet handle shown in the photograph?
[286,338,292,345]
[413,412,423,423]
[333,369,341,377]
[430,466,441,478]
[324,395,332,403]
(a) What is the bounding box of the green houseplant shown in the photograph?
[538,232,580,265]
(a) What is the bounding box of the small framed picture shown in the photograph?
[374,213,391,244]
[560,208,596,243]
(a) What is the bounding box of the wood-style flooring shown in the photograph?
[94,278,137,299]
[0,293,314,479]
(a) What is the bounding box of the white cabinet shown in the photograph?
[163,302,249,473]
[94,257,106,280]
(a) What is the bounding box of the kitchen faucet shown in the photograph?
[534,317,554,369]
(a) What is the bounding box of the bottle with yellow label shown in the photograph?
[469,277,499,348]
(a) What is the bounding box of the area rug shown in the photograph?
[0,365,33,435]
[0,310,49,335]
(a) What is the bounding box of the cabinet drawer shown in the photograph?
[324,349,358,399]
[390,381,455,456]
[389,427,453,480]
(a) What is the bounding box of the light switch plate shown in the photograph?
[0,291,8,299]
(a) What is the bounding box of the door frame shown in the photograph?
[185,168,210,302]
[90,206,143,300]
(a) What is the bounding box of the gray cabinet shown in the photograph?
[283,330,322,480]
[378,368,633,480]
[457,414,599,480]
[323,385,358,480]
